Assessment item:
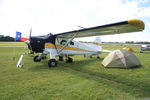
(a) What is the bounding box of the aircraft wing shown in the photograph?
[55,19,145,38]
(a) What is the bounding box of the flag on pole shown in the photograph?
[16,31,29,41]
[16,31,22,41]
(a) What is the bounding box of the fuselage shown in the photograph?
[28,34,102,56]
[45,40,102,55]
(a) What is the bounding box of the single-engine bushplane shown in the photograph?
[17,19,145,67]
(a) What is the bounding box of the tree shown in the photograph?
[0,35,15,41]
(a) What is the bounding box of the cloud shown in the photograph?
[147,21,150,27]
[137,7,150,18]
[94,0,140,23]
[0,0,149,41]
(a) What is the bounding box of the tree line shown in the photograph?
[125,41,150,44]
[0,35,15,41]
[102,41,150,44]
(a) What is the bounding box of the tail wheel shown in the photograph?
[48,59,57,67]
[66,57,73,63]
[33,56,41,62]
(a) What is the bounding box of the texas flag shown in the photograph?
[16,31,29,41]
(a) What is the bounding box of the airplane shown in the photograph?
[140,44,150,53]
[17,19,145,67]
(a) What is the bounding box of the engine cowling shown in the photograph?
[29,33,55,53]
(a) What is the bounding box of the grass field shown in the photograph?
[0,42,150,100]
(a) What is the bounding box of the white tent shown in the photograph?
[102,49,141,68]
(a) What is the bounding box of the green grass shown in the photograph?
[0,42,150,100]
[0,42,25,46]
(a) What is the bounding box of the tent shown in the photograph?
[123,47,134,52]
[102,49,141,68]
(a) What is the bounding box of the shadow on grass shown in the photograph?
[28,57,103,72]
[104,65,141,69]
[139,52,150,54]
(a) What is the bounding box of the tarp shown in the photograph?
[102,49,140,68]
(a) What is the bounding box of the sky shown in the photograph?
[0,0,150,42]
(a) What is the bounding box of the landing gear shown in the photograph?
[59,56,64,61]
[33,56,41,62]
[97,56,100,59]
[33,54,47,62]
[28,51,34,57]
[41,54,47,60]
[66,57,73,63]
[48,59,57,67]
[140,51,143,53]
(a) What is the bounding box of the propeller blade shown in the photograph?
[29,28,32,40]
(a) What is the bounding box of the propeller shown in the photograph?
[24,28,33,51]
[27,28,34,54]
[29,28,32,41]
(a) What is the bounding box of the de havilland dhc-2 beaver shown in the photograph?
[16,19,145,67]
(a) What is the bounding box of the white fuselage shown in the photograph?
[44,38,102,59]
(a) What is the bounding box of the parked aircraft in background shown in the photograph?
[140,44,150,53]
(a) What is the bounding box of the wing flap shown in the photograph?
[55,19,145,38]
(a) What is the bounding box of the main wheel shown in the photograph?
[48,59,57,67]
[33,56,41,62]
[66,57,73,63]
[97,56,100,59]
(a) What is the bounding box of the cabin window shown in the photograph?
[70,41,74,45]
[60,40,67,45]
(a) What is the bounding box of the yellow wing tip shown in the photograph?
[128,19,145,30]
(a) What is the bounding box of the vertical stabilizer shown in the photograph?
[94,36,101,44]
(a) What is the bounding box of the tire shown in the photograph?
[48,59,57,67]
[97,56,100,59]
[66,57,73,63]
[33,56,41,62]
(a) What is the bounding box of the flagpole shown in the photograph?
[13,31,17,61]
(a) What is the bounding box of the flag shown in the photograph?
[16,31,29,41]
[16,31,22,41]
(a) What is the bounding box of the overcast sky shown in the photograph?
[0,0,150,42]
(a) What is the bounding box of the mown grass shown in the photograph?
[0,42,150,100]
[0,42,25,46]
